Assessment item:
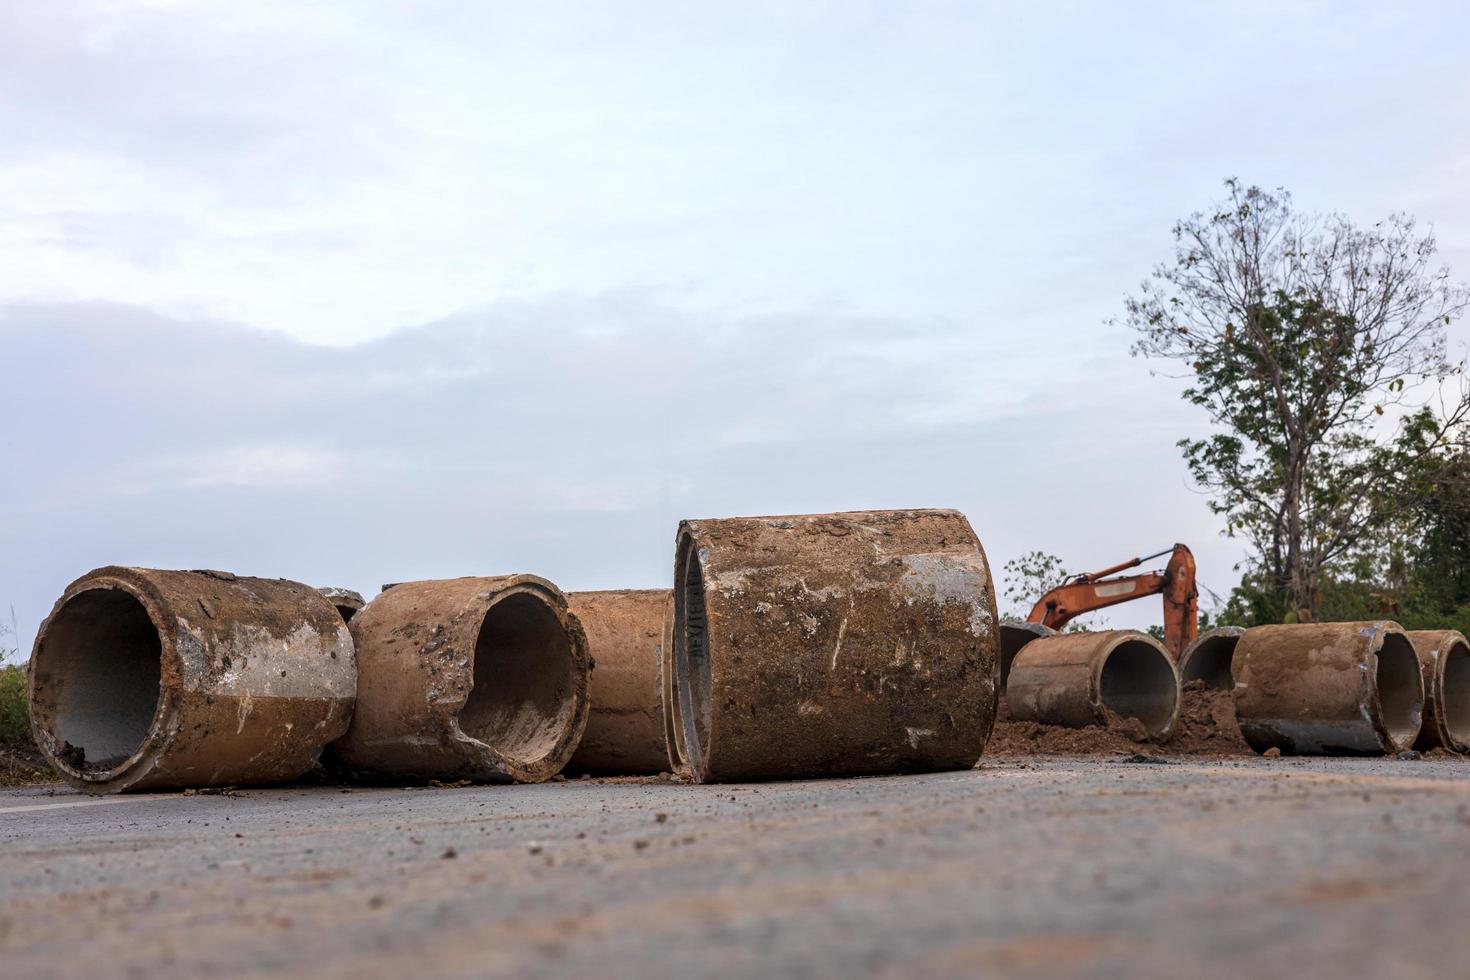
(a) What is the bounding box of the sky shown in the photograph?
[3,0,1470,660]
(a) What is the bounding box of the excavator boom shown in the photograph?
[1025,543,1198,659]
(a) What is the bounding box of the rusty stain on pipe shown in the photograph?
[332,575,589,783]
[669,508,999,783]
[565,589,672,775]
[28,567,355,794]
[1178,626,1245,690]
[1407,630,1470,754]
[1005,630,1180,740]
[998,621,1054,694]
[317,587,365,622]
[1233,621,1423,756]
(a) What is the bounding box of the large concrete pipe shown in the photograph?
[1005,630,1180,740]
[332,575,589,783]
[1407,630,1470,754]
[669,508,999,783]
[1233,622,1423,755]
[998,622,1054,693]
[1178,627,1245,690]
[565,589,672,775]
[28,567,355,794]
[317,587,365,622]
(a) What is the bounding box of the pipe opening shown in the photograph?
[1376,632,1423,748]
[1180,633,1239,690]
[1441,640,1470,749]
[673,534,712,776]
[33,588,162,773]
[661,617,687,772]
[1099,639,1178,737]
[460,592,577,768]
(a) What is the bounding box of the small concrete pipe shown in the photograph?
[1233,622,1423,756]
[669,508,999,783]
[332,575,590,783]
[28,567,356,794]
[1178,627,1245,690]
[1005,630,1181,740]
[565,589,672,775]
[998,622,1054,694]
[317,587,366,622]
[1407,630,1470,754]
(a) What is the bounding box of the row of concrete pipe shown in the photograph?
[24,509,1470,794]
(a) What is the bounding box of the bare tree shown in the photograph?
[1123,179,1469,621]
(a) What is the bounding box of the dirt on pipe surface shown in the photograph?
[565,589,672,775]
[1407,630,1470,754]
[670,508,999,782]
[1234,621,1424,755]
[28,567,356,794]
[5,756,1470,978]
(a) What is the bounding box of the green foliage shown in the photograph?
[1000,550,1069,621]
[999,550,1109,631]
[0,664,28,746]
[1123,179,1470,620]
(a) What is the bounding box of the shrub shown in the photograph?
[0,664,28,745]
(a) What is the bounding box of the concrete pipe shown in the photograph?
[332,575,589,783]
[669,508,999,783]
[28,567,355,794]
[998,622,1054,693]
[1233,622,1423,756]
[1005,630,1180,740]
[1178,627,1245,690]
[317,587,366,622]
[565,589,672,775]
[1407,630,1470,754]
[661,592,692,776]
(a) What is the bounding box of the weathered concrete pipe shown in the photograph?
[28,567,356,794]
[669,508,999,783]
[332,575,589,782]
[317,587,366,622]
[1408,630,1470,754]
[565,589,672,775]
[1178,626,1245,690]
[1233,622,1423,755]
[998,621,1054,693]
[1005,630,1180,740]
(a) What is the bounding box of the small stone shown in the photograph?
[442,847,458,859]
[1263,747,1282,758]
[655,812,669,824]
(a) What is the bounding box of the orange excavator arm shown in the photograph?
[1026,544,1198,659]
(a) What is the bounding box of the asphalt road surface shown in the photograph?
[4,755,1469,979]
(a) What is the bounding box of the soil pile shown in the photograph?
[985,698,1164,757]
[986,683,1254,759]
[1166,680,1251,756]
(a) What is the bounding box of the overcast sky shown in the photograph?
[3,1,1469,660]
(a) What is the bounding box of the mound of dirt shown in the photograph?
[1166,680,1251,756]
[986,683,1254,759]
[985,698,1164,758]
